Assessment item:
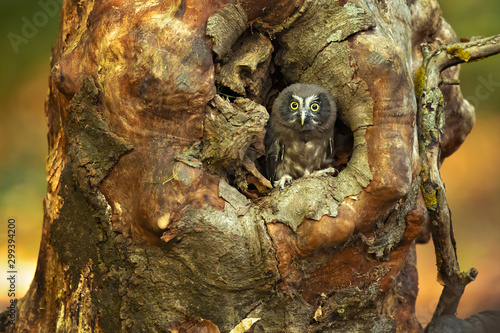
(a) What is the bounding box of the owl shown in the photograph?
[265,83,337,189]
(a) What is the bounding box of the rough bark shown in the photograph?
[1,0,489,332]
[416,34,500,329]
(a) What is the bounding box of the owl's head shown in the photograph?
[272,83,337,132]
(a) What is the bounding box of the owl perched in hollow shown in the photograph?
[265,83,337,189]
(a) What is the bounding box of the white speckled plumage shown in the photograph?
[265,83,338,189]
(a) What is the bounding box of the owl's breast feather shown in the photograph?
[276,139,328,179]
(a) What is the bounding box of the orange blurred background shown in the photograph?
[0,0,499,325]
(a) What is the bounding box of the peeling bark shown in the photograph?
[3,0,496,332]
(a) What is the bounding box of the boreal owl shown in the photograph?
[265,83,337,189]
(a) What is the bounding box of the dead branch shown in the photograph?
[417,34,500,324]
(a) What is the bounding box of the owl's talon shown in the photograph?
[274,175,293,190]
[312,167,338,177]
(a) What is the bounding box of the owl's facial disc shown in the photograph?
[291,94,320,127]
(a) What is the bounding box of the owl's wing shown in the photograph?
[325,136,334,164]
[264,128,283,182]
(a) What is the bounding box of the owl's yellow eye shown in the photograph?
[310,103,320,112]
[290,101,299,110]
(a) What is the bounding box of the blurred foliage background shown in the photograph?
[0,0,498,325]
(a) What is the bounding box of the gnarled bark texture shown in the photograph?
[4,0,478,332]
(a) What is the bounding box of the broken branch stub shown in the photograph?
[206,3,248,61]
[217,32,274,103]
[201,96,269,173]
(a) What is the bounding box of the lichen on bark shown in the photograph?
[416,34,500,324]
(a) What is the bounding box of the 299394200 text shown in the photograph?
[7,218,17,326]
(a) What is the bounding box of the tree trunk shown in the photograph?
[2,0,481,332]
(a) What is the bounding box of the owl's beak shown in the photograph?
[301,110,306,126]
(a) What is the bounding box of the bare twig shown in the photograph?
[417,34,500,325]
